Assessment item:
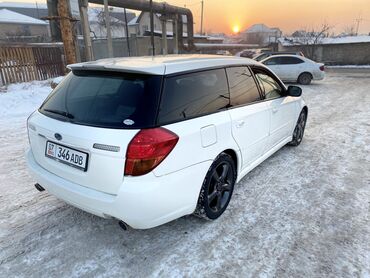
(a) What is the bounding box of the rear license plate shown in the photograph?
[45,141,88,171]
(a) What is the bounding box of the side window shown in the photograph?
[159,69,229,124]
[281,57,304,65]
[226,67,261,106]
[254,70,283,100]
[263,57,281,65]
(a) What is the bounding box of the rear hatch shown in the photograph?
[28,70,162,195]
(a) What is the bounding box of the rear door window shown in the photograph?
[39,71,162,129]
[226,67,261,106]
[263,57,282,65]
[158,69,229,124]
[280,57,304,64]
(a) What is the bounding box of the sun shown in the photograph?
[232,25,240,34]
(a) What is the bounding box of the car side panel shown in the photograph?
[153,110,242,177]
[265,96,298,150]
[228,102,270,171]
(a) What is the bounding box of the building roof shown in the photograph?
[0,2,48,20]
[0,2,47,9]
[129,11,188,26]
[243,24,276,33]
[0,8,47,25]
[87,7,135,24]
[127,16,138,25]
[68,54,260,75]
[278,35,370,46]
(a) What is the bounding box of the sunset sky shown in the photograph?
[4,0,370,35]
[166,0,370,35]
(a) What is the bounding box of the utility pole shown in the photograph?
[104,0,114,57]
[200,0,204,35]
[149,0,155,56]
[124,8,131,56]
[58,0,77,65]
[355,16,363,36]
[46,0,61,42]
[35,1,40,18]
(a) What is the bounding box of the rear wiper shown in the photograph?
[44,109,74,119]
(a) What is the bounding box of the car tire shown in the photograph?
[194,153,236,220]
[298,73,312,85]
[289,110,307,146]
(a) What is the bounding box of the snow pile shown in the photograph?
[52,76,64,84]
[0,80,53,119]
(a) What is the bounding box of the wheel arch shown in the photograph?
[299,71,313,79]
[302,105,308,115]
[223,149,239,176]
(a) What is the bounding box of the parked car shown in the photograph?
[26,55,308,229]
[216,50,231,56]
[254,51,304,62]
[239,50,256,58]
[260,54,325,85]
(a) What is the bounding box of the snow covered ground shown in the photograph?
[0,70,369,277]
[326,65,370,69]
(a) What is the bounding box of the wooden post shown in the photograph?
[104,0,114,57]
[173,16,178,54]
[58,0,77,65]
[79,0,94,61]
[123,8,131,57]
[161,17,167,55]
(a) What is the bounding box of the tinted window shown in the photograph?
[263,57,281,65]
[158,69,229,124]
[254,71,283,100]
[226,67,261,106]
[254,53,269,61]
[39,71,162,129]
[280,57,304,64]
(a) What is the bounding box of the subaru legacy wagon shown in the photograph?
[26,55,307,229]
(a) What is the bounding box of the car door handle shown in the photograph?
[272,108,278,113]
[236,120,245,128]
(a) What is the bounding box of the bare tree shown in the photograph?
[95,8,126,38]
[289,23,332,60]
[342,25,356,36]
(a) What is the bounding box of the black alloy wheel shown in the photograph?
[289,110,307,146]
[195,153,236,220]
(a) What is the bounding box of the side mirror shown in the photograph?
[287,85,302,97]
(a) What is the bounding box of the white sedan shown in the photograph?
[261,54,325,85]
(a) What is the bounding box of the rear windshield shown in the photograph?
[39,71,162,129]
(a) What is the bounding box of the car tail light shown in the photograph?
[319,65,325,71]
[124,127,179,176]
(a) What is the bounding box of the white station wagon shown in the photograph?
[27,55,308,229]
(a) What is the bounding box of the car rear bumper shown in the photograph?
[313,71,325,80]
[26,149,211,229]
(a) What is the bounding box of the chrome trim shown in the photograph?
[93,143,120,152]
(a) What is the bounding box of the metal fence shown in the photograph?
[0,44,65,85]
